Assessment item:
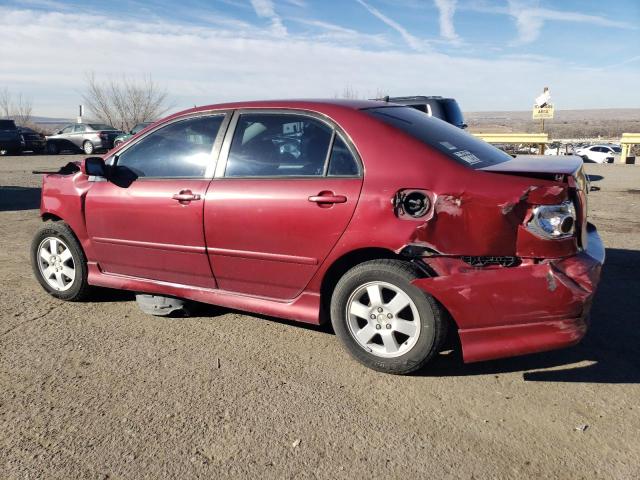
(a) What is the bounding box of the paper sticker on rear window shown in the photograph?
[453,150,481,165]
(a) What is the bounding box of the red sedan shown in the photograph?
[31,100,604,374]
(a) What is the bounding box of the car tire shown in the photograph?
[113,140,122,148]
[330,259,447,375]
[31,222,90,301]
[83,141,94,155]
[46,142,59,155]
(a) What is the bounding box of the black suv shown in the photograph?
[381,96,467,129]
[0,119,24,155]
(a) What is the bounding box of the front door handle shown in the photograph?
[308,192,347,204]
[172,190,201,203]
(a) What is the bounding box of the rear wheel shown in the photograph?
[83,140,94,155]
[330,259,446,375]
[31,222,90,301]
[46,142,59,155]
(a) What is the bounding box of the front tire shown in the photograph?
[330,259,446,375]
[31,222,90,301]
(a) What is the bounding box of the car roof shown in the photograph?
[165,99,395,120]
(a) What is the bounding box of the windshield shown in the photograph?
[612,147,621,153]
[364,106,511,169]
[89,123,117,131]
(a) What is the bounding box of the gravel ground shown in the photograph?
[1,155,639,479]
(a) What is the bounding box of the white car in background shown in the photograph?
[575,144,621,163]
[544,143,574,156]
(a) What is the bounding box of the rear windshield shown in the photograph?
[0,120,17,130]
[364,106,511,169]
[89,123,117,131]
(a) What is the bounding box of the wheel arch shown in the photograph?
[319,248,460,349]
[319,247,405,323]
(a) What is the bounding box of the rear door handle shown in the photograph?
[172,190,201,202]
[308,193,347,204]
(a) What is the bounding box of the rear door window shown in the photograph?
[328,135,359,176]
[115,115,224,178]
[224,113,333,177]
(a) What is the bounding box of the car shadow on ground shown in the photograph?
[421,247,640,383]
[0,186,41,211]
[193,248,639,383]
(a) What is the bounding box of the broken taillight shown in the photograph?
[526,201,576,240]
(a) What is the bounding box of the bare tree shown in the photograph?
[82,72,169,132]
[0,87,12,118]
[13,94,33,125]
[0,88,33,124]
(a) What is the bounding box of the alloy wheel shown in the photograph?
[346,281,421,358]
[36,236,76,291]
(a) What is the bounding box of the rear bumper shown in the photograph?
[413,224,605,363]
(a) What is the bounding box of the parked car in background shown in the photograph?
[544,142,574,156]
[46,123,123,155]
[377,96,467,129]
[113,122,153,148]
[0,119,24,155]
[31,99,604,375]
[575,144,620,163]
[19,126,46,154]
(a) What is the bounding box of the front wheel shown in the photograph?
[31,222,90,301]
[330,259,447,375]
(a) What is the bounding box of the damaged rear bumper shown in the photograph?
[412,224,605,363]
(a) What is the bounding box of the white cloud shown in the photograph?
[506,0,634,44]
[0,6,638,117]
[433,0,460,43]
[250,0,287,36]
[291,18,391,47]
[355,0,425,51]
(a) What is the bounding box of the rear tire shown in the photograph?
[31,222,90,301]
[330,259,447,375]
[83,140,94,155]
[46,142,59,155]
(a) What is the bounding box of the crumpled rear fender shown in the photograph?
[406,170,571,258]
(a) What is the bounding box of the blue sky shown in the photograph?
[0,0,638,116]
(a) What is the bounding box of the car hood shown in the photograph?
[479,155,582,176]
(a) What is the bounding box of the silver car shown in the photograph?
[46,123,123,155]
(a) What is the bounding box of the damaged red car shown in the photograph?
[31,100,604,374]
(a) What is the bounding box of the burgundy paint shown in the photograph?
[39,99,605,364]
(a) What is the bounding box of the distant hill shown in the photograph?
[465,108,640,138]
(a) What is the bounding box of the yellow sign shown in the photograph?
[532,105,554,120]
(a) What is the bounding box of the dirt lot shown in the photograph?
[1,155,639,479]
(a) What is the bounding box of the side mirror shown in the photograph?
[82,157,107,177]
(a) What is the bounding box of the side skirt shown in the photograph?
[87,263,321,324]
